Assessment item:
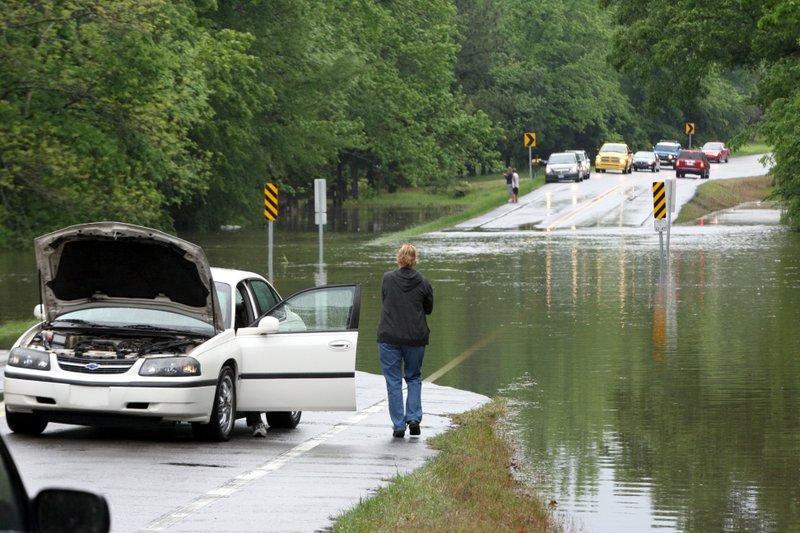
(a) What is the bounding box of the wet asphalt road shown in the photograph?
[1,354,489,532]
[456,154,772,231]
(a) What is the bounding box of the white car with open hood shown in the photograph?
[3,222,360,441]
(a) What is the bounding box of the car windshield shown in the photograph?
[703,142,723,150]
[548,153,576,164]
[655,143,680,151]
[53,308,214,335]
[634,151,653,159]
[600,144,626,153]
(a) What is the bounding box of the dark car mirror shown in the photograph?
[34,489,110,533]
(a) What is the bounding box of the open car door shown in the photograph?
[236,284,360,411]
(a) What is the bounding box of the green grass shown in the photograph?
[675,175,775,224]
[367,176,540,245]
[0,319,36,349]
[732,142,771,157]
[330,399,557,533]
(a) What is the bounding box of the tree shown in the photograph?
[604,0,799,226]
[0,0,246,245]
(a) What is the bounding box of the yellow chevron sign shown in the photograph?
[524,132,536,148]
[685,122,695,136]
[264,183,278,221]
[653,181,667,220]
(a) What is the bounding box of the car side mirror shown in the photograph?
[34,488,111,533]
[257,316,280,333]
[236,315,280,336]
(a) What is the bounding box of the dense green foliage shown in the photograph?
[604,0,799,227]
[0,0,767,247]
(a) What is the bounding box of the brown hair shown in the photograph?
[396,243,417,268]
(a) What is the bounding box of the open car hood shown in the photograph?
[34,222,223,331]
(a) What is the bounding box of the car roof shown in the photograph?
[210,266,269,287]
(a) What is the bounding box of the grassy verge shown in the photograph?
[330,399,556,533]
[365,175,540,245]
[675,175,775,224]
[0,319,35,349]
[732,143,771,157]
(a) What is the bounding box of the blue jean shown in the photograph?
[378,342,425,431]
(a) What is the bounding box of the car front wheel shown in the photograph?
[5,408,48,435]
[266,411,302,429]
[193,366,236,441]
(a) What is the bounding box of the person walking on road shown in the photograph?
[505,166,514,203]
[511,167,520,203]
[377,243,434,439]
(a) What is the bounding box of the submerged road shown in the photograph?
[456,154,772,231]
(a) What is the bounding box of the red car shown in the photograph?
[675,150,710,179]
[701,141,730,163]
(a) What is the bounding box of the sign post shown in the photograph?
[653,181,667,266]
[685,122,696,149]
[314,179,327,285]
[524,132,537,180]
[264,182,279,282]
[653,179,676,268]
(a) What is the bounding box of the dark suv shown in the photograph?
[675,150,710,179]
[653,141,682,167]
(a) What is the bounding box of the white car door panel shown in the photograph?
[236,284,360,411]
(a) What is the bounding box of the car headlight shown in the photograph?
[8,347,51,371]
[139,357,201,377]
[545,165,553,173]
[569,165,577,172]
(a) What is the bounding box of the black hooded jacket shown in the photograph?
[377,267,433,346]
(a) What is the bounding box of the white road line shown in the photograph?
[139,332,496,531]
[140,400,387,532]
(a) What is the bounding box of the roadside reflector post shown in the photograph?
[653,181,667,268]
[264,182,279,282]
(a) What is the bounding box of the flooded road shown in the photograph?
[457,154,771,231]
[1,158,797,531]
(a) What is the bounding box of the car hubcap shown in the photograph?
[217,376,234,432]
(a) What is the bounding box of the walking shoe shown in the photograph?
[408,420,421,436]
[392,429,405,438]
[251,422,268,438]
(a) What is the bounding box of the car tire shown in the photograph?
[5,408,48,435]
[266,411,302,429]
[676,172,683,178]
[192,366,236,442]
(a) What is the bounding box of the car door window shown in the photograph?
[250,279,281,316]
[234,284,255,330]
[267,285,359,332]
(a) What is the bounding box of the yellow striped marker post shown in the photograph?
[264,183,278,281]
[653,181,668,266]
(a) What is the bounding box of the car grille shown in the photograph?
[57,355,136,374]
[600,156,620,163]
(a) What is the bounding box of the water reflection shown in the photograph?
[0,210,798,532]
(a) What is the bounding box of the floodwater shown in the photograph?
[2,206,799,532]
